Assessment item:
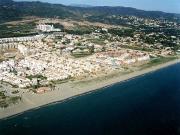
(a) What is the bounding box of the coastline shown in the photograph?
[0,59,180,120]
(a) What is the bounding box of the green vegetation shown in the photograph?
[65,26,93,35]
[0,22,37,38]
[27,74,47,80]
[121,45,153,52]
[0,91,21,108]
[31,85,41,90]
[88,38,105,45]
[71,46,94,58]
[12,90,19,94]
[72,49,92,58]
[29,83,44,90]
[72,53,92,58]
[140,56,178,69]
[0,0,179,25]
[50,77,72,85]
[0,92,6,99]
[108,28,134,37]
[26,75,47,89]
[149,57,177,65]
[139,27,180,50]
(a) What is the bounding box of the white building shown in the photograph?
[0,34,44,43]
[37,24,61,32]
[18,45,29,56]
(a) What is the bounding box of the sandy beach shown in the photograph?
[0,59,180,120]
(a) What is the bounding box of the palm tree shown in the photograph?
[49,82,55,91]
[49,83,53,91]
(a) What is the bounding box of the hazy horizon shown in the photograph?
[14,0,180,14]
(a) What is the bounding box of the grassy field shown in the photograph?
[0,22,37,38]
[88,38,105,45]
[72,53,92,58]
[140,56,178,70]
[121,45,154,52]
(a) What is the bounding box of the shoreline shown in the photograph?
[0,59,180,120]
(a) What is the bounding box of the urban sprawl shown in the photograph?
[0,17,179,94]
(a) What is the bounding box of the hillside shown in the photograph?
[0,0,179,24]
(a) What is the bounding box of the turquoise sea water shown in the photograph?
[0,63,180,135]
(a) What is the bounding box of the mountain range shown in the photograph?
[0,0,179,24]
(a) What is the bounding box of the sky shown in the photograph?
[14,0,180,14]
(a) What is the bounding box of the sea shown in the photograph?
[0,63,180,135]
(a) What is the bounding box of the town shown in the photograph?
[0,16,179,107]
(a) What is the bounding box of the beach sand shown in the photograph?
[0,59,180,120]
